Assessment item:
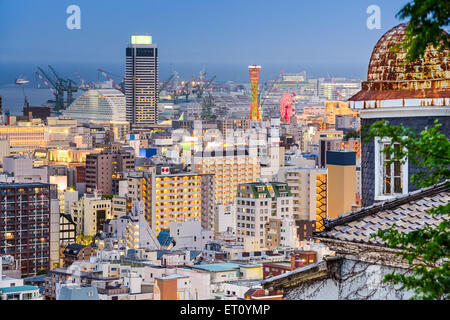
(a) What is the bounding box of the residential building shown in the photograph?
[60,214,77,248]
[169,220,213,250]
[126,167,213,235]
[236,182,293,247]
[265,218,299,249]
[262,251,317,279]
[62,243,97,267]
[2,155,48,183]
[0,183,57,276]
[193,148,260,206]
[0,258,42,300]
[278,167,328,232]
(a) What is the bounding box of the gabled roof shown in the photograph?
[315,182,449,246]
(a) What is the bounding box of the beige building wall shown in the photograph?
[326,164,356,219]
[194,151,260,205]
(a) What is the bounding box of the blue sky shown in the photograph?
[0,0,409,64]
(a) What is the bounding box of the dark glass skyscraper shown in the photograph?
[125,35,158,125]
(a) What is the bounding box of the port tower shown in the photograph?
[248,65,262,121]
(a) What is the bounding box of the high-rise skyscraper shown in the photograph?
[125,35,158,125]
[249,65,262,121]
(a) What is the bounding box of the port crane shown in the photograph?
[97,68,123,91]
[194,75,216,99]
[180,81,191,102]
[48,65,78,107]
[36,66,72,111]
[158,74,175,94]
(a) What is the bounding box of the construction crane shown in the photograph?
[35,71,57,97]
[98,68,123,91]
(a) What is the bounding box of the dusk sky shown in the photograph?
[0,0,409,64]
[0,0,414,85]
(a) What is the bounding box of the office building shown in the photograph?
[125,35,158,125]
[70,193,113,236]
[85,148,135,194]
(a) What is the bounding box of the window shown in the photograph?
[375,137,408,200]
[382,143,402,195]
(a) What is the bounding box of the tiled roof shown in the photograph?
[315,182,449,246]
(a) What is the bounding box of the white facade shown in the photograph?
[70,193,112,236]
[63,89,126,122]
[214,203,236,234]
[169,220,213,250]
[2,156,47,183]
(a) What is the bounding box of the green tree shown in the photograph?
[76,235,93,246]
[36,269,48,276]
[396,0,450,61]
[365,120,450,299]
[101,194,114,200]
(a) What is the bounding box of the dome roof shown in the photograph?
[350,23,450,102]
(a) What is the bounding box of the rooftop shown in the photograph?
[0,285,39,294]
[190,262,243,272]
[315,181,449,246]
[349,23,449,102]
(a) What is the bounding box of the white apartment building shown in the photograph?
[236,182,293,247]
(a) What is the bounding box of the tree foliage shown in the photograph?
[365,120,450,300]
[396,0,450,62]
[76,235,93,246]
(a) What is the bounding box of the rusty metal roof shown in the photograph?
[349,23,450,101]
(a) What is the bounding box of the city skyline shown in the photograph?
[0,0,448,303]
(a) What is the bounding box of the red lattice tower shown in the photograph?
[248,65,262,121]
